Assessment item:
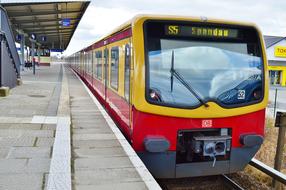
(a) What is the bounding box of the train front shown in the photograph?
[132,16,268,178]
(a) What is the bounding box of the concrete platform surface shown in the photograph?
[0,64,161,190]
[0,65,62,190]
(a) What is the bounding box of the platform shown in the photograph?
[0,64,160,190]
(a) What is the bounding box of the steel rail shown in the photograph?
[249,158,286,184]
[221,174,245,190]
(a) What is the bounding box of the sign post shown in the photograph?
[20,34,25,72]
[30,33,36,75]
[31,42,35,75]
[273,112,286,190]
[37,46,41,66]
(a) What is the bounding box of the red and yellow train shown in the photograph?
[68,15,268,178]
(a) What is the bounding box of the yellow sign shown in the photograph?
[191,27,229,37]
[167,25,179,35]
[165,25,238,38]
[274,46,286,58]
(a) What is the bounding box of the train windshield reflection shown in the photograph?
[147,40,263,108]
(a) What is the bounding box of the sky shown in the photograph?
[64,0,286,55]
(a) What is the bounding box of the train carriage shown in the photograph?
[68,15,268,178]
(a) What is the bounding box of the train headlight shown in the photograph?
[150,91,156,99]
[253,89,262,100]
[149,89,162,102]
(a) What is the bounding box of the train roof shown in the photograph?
[73,14,260,55]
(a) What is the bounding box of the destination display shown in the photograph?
[165,25,239,38]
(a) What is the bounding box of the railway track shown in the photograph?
[158,172,270,190]
[158,158,286,190]
[158,173,265,190]
[158,174,246,190]
[221,174,244,190]
[158,175,225,190]
[158,176,244,190]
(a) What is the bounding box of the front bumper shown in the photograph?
[137,145,262,178]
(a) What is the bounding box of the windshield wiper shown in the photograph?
[170,50,209,108]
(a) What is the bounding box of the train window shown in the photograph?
[124,44,131,102]
[110,47,119,90]
[144,21,264,108]
[86,53,88,74]
[95,51,102,80]
[90,52,93,75]
[84,53,87,73]
[104,49,109,86]
[86,53,89,74]
[87,51,93,75]
[92,50,96,78]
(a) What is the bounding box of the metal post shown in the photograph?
[0,9,2,31]
[272,112,286,190]
[31,41,35,75]
[26,46,29,62]
[0,33,2,87]
[20,34,25,71]
[274,88,278,118]
[37,46,40,66]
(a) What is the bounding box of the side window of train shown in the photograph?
[87,52,90,74]
[89,52,93,75]
[92,50,96,78]
[85,53,88,73]
[104,49,109,86]
[83,53,85,70]
[86,53,88,73]
[110,47,119,90]
[96,51,102,80]
[124,44,130,102]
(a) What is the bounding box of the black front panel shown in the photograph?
[176,129,232,164]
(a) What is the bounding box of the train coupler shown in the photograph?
[176,128,232,164]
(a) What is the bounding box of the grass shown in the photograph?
[244,118,286,188]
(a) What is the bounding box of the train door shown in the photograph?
[83,53,87,77]
[124,43,132,129]
[104,48,109,101]
[82,53,85,76]
[80,52,84,76]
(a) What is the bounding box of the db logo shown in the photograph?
[202,120,212,128]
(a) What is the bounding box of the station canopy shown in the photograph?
[0,0,90,51]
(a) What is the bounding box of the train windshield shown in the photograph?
[144,21,264,108]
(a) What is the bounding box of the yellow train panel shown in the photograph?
[131,15,269,118]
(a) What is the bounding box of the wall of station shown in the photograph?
[266,39,286,87]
